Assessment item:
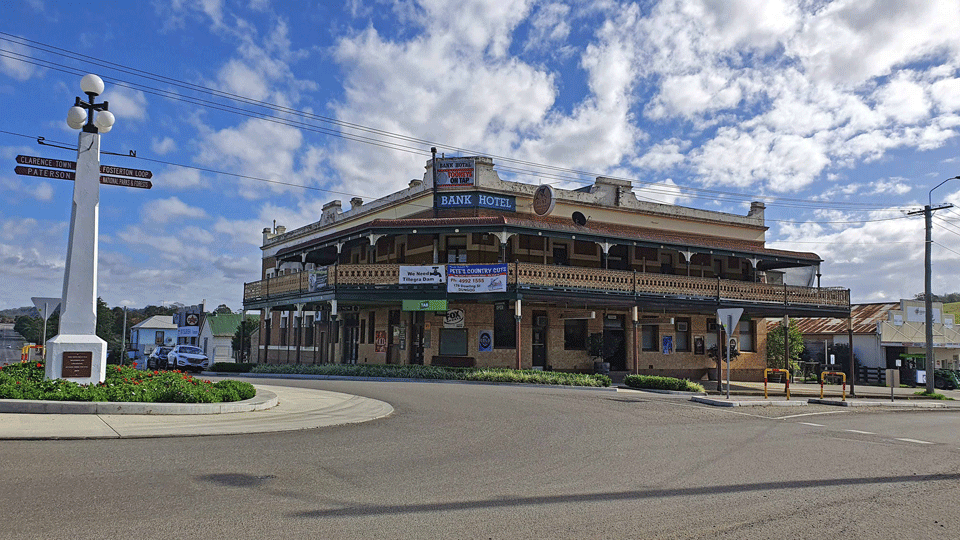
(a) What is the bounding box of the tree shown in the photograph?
[96,298,123,364]
[232,319,259,362]
[766,322,804,373]
[214,304,233,314]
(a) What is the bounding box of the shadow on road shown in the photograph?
[287,473,960,519]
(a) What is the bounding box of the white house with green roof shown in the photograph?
[198,313,259,363]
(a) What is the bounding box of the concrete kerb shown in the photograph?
[692,396,806,407]
[0,388,278,415]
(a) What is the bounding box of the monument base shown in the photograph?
[45,334,108,385]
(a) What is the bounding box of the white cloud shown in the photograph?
[0,176,54,201]
[101,86,148,122]
[155,167,208,190]
[142,197,209,225]
[0,38,39,81]
[151,137,177,155]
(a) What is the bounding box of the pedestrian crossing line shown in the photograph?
[896,438,934,445]
[845,429,875,435]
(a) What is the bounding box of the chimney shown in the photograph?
[275,225,286,235]
[748,202,766,219]
[322,200,342,223]
[350,197,363,209]
[409,179,423,188]
[262,227,272,243]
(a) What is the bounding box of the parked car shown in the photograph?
[147,347,173,370]
[933,369,960,390]
[166,345,209,373]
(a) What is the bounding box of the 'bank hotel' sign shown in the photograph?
[436,191,516,212]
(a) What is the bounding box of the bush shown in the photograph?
[210,362,256,373]
[250,363,611,387]
[0,361,256,403]
[623,374,705,393]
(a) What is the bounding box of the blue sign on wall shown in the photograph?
[437,192,516,212]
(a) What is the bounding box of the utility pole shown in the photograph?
[909,175,958,394]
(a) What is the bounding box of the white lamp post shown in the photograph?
[45,74,115,385]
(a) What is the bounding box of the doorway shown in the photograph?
[532,310,547,368]
[408,311,425,365]
[603,314,626,371]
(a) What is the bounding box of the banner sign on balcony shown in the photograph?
[402,299,448,312]
[447,263,508,293]
[308,268,328,292]
[400,265,445,284]
[435,157,475,188]
[436,191,516,212]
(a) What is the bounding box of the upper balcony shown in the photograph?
[243,262,849,314]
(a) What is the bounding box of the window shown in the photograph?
[642,324,659,351]
[294,316,301,345]
[446,236,467,263]
[279,313,287,346]
[564,319,588,350]
[368,311,376,344]
[360,318,366,344]
[304,315,314,347]
[675,318,690,352]
[738,321,754,351]
[155,331,164,345]
[439,328,468,356]
[494,302,516,348]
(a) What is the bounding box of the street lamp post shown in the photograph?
[922,176,959,394]
[45,74,115,385]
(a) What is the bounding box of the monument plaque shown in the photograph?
[61,351,93,378]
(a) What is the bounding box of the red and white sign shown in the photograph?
[435,158,475,188]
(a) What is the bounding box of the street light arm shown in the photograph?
[929,176,960,206]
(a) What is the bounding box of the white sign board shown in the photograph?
[447,264,507,293]
[31,297,61,320]
[400,265,446,284]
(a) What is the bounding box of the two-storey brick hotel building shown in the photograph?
[243,156,850,381]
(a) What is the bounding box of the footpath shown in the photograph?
[0,383,393,440]
[687,379,960,408]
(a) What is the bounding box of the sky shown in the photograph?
[1,0,959,312]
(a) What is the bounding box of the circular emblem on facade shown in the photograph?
[185,313,199,326]
[532,184,555,216]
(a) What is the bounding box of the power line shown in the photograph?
[0,34,916,214]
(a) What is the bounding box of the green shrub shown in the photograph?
[914,390,954,401]
[623,374,705,393]
[210,362,256,373]
[250,363,611,387]
[0,361,256,403]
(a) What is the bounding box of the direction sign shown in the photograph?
[14,167,151,189]
[15,155,152,178]
[16,155,76,170]
[100,165,152,179]
[14,166,75,180]
[716,308,744,337]
[99,175,152,189]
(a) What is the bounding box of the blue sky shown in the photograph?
[1,0,959,311]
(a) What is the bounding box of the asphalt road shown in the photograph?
[2,378,959,539]
[0,323,26,365]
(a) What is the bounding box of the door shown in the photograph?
[532,311,547,368]
[603,314,626,371]
[408,311,425,365]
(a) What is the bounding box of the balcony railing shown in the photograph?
[244,262,849,307]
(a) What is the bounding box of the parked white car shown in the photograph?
[166,345,209,373]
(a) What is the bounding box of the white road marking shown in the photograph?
[775,411,845,420]
[896,438,934,445]
[845,429,875,435]
[799,422,824,427]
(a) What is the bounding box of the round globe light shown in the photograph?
[97,124,112,134]
[67,106,87,130]
[94,110,115,130]
[80,74,105,96]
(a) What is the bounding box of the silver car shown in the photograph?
[166,345,209,373]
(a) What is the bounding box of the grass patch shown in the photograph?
[623,374,705,393]
[0,361,255,403]
[250,363,611,387]
[914,390,954,400]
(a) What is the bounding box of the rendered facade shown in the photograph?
[244,157,850,381]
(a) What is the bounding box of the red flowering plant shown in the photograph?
[0,361,254,403]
